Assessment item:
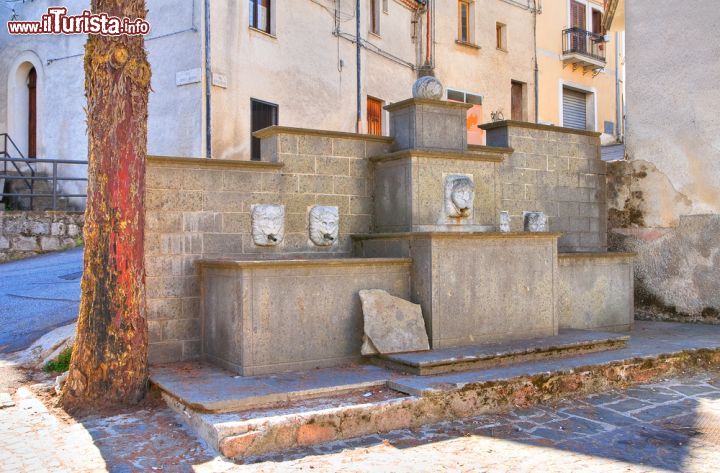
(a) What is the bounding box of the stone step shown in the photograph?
[372,330,630,376]
[157,322,720,461]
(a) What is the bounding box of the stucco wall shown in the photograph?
[607,0,720,319]
[0,0,203,187]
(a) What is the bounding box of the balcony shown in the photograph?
[561,28,607,74]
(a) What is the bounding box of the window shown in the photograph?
[447,88,484,145]
[370,0,380,35]
[496,22,507,51]
[250,99,278,161]
[458,1,471,43]
[249,0,271,34]
[367,97,383,136]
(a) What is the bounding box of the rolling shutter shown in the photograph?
[563,88,587,130]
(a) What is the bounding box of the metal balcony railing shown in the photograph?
[562,27,606,63]
[1,133,88,211]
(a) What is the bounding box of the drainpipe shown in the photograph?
[356,0,362,133]
[533,0,539,123]
[204,0,212,158]
[615,31,622,142]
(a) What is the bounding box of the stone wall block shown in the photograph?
[298,136,333,155]
[12,236,39,251]
[40,236,61,251]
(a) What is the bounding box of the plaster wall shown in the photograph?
[0,0,203,189]
[607,0,720,318]
[433,0,537,131]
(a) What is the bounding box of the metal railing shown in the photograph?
[562,27,606,63]
[1,134,88,211]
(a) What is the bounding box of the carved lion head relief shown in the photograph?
[523,211,547,232]
[309,206,339,246]
[251,204,285,246]
[445,175,475,219]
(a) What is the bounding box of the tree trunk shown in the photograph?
[62,0,151,411]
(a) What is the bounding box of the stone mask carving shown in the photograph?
[523,211,547,232]
[446,176,475,218]
[251,204,285,246]
[309,206,339,246]
[499,211,511,233]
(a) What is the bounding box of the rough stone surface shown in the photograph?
[145,132,389,363]
[160,321,720,462]
[354,233,559,349]
[200,259,411,375]
[0,211,84,261]
[609,215,720,317]
[359,289,429,356]
[557,253,635,331]
[484,123,607,252]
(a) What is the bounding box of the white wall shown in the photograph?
[0,0,203,198]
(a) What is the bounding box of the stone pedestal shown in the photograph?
[353,232,561,349]
[386,99,472,152]
[371,148,509,233]
[199,258,411,375]
[557,252,636,332]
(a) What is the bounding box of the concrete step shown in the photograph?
[155,322,720,460]
[372,330,630,376]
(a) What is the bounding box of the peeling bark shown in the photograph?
[61,0,151,411]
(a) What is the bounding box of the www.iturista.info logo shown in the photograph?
[7,7,151,36]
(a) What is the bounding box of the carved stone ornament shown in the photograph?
[445,175,475,219]
[412,75,444,100]
[309,206,339,246]
[523,211,547,232]
[499,211,511,233]
[251,204,285,246]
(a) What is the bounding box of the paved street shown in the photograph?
[0,248,82,353]
[0,372,718,472]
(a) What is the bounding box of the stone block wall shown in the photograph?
[483,121,607,252]
[0,211,84,262]
[145,128,392,363]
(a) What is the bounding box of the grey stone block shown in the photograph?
[200,258,411,375]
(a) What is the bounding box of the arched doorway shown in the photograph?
[27,67,37,159]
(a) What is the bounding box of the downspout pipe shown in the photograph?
[615,31,621,142]
[204,0,212,158]
[533,0,539,123]
[356,0,362,133]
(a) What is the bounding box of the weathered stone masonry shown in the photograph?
[0,211,84,262]
[144,130,393,363]
[145,121,607,364]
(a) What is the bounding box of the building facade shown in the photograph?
[1,0,623,204]
[607,0,720,320]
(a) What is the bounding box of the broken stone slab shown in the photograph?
[359,289,430,356]
[10,323,76,370]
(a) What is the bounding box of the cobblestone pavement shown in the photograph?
[0,373,718,472]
